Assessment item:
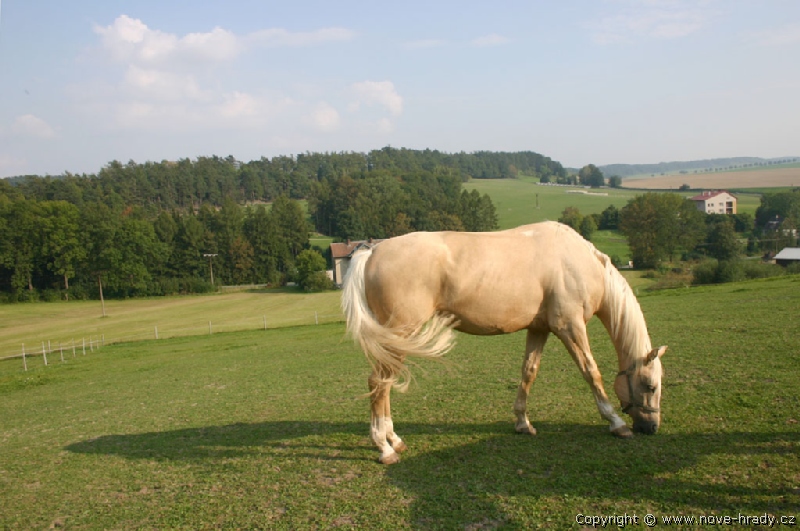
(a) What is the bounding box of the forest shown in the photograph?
[0,148,562,301]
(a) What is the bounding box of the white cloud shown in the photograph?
[310,103,341,132]
[94,15,352,66]
[123,66,210,102]
[351,81,403,116]
[749,23,800,46]
[404,38,448,50]
[592,1,713,44]
[12,114,56,139]
[247,27,355,47]
[472,33,510,47]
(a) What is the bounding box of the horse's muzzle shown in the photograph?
[633,420,659,435]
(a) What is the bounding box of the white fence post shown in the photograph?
[59,342,64,363]
[82,338,86,355]
[72,340,76,358]
[315,311,319,325]
[42,342,48,366]
[209,321,212,335]
[263,315,267,330]
[22,344,27,372]
[155,326,159,340]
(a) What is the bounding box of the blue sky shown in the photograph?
[1,0,798,177]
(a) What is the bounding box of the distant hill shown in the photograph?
[594,157,799,178]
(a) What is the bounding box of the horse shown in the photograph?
[341,221,666,464]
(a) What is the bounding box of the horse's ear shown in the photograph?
[646,345,668,364]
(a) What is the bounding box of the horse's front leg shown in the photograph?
[368,368,406,464]
[556,321,632,438]
[514,329,549,435]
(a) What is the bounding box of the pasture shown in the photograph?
[1,276,798,529]
[463,176,763,233]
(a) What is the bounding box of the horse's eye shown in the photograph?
[645,385,657,393]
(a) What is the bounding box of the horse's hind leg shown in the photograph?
[368,367,405,464]
[514,329,549,435]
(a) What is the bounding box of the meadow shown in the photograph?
[1,275,798,529]
[463,175,763,232]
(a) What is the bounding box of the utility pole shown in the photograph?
[203,253,218,285]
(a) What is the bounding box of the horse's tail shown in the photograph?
[341,248,457,392]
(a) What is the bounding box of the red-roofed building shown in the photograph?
[690,190,737,214]
[330,239,384,286]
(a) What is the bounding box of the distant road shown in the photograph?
[623,167,800,189]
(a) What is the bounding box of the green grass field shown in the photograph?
[2,275,799,529]
[0,289,342,357]
[464,178,763,232]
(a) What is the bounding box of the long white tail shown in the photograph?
[341,248,457,392]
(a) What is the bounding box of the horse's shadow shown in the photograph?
[65,421,799,528]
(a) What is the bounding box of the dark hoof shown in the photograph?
[611,425,634,439]
[379,452,400,465]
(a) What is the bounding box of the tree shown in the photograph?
[579,215,597,241]
[598,205,619,230]
[295,249,333,291]
[706,218,741,261]
[558,206,583,232]
[608,175,622,188]
[40,201,86,298]
[578,164,605,188]
[619,193,705,268]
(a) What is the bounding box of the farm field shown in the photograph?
[623,167,800,190]
[1,275,799,529]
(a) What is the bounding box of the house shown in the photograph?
[690,190,737,214]
[774,247,800,267]
[330,239,384,286]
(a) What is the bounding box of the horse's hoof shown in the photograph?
[611,425,634,439]
[379,452,400,465]
[515,423,537,436]
[392,440,408,454]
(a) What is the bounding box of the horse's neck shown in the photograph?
[601,266,652,370]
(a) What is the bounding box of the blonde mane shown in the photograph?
[597,251,653,367]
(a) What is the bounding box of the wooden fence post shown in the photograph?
[209,321,212,335]
[315,311,319,325]
[22,344,27,372]
[155,326,159,340]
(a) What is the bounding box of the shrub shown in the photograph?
[692,260,719,285]
[716,260,745,283]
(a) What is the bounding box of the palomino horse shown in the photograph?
[342,221,666,464]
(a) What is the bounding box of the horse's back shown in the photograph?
[364,222,606,334]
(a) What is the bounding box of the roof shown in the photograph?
[774,247,800,261]
[330,239,384,259]
[690,190,736,201]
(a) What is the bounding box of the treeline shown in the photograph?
[308,170,497,240]
[0,189,313,301]
[9,148,564,212]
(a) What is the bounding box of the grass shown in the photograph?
[1,275,799,529]
[0,289,342,357]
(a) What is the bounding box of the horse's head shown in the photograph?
[615,346,666,435]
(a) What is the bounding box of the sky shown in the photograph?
[1,0,798,178]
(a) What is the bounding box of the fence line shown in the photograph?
[0,312,345,371]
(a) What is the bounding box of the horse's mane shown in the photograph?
[588,243,653,366]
